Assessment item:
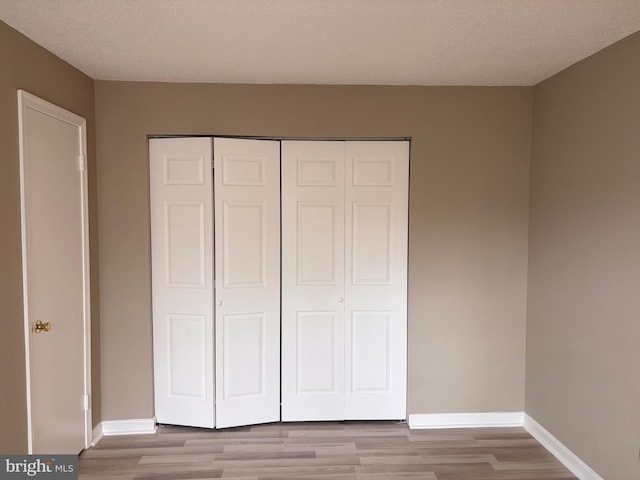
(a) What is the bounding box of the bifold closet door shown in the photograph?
[213,138,281,428]
[150,137,215,428]
[344,140,409,419]
[151,137,281,429]
[282,140,409,421]
[281,141,346,421]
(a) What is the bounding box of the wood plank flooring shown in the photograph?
[79,422,577,480]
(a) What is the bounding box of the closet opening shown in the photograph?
[149,136,409,429]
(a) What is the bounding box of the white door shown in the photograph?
[281,141,346,421]
[150,137,214,428]
[344,141,409,419]
[18,90,91,453]
[213,138,281,428]
[281,140,409,421]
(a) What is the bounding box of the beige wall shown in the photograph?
[0,20,99,453]
[527,32,640,479]
[4,14,640,475]
[95,82,532,421]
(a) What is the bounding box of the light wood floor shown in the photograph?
[79,422,577,480]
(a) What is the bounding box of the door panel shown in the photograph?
[296,312,338,393]
[352,202,393,284]
[165,201,206,287]
[222,202,266,287]
[297,203,338,285]
[222,313,264,397]
[345,141,409,420]
[168,314,207,398]
[150,137,214,428]
[214,138,280,428]
[282,141,346,421]
[19,91,90,453]
[351,311,391,392]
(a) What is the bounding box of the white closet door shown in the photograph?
[150,137,214,428]
[344,141,409,419]
[282,141,346,421]
[214,138,281,428]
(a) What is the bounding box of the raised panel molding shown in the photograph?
[297,158,339,186]
[351,311,391,392]
[168,314,206,399]
[222,202,265,288]
[352,157,394,186]
[164,201,205,288]
[164,155,204,185]
[296,312,336,393]
[351,202,392,285]
[297,202,337,285]
[222,313,264,399]
[221,156,265,186]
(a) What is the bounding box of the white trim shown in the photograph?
[17,89,33,454]
[523,414,603,480]
[100,418,157,436]
[408,412,524,429]
[17,90,92,453]
[409,412,602,480]
[91,423,104,447]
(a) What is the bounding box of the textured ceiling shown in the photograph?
[1,0,640,86]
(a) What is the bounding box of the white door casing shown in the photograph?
[150,137,214,428]
[281,140,409,422]
[18,90,92,453]
[344,141,409,420]
[281,141,347,421]
[213,138,281,428]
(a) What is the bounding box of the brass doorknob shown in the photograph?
[34,320,52,334]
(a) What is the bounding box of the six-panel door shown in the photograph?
[213,138,281,428]
[150,137,215,428]
[344,141,409,420]
[281,141,347,420]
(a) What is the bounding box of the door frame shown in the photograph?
[17,90,92,452]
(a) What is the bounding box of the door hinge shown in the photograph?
[78,154,86,172]
[82,394,90,411]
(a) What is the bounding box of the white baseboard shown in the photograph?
[95,418,157,438]
[523,414,603,480]
[408,412,525,429]
[91,423,104,446]
[87,413,600,480]
[409,412,601,480]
